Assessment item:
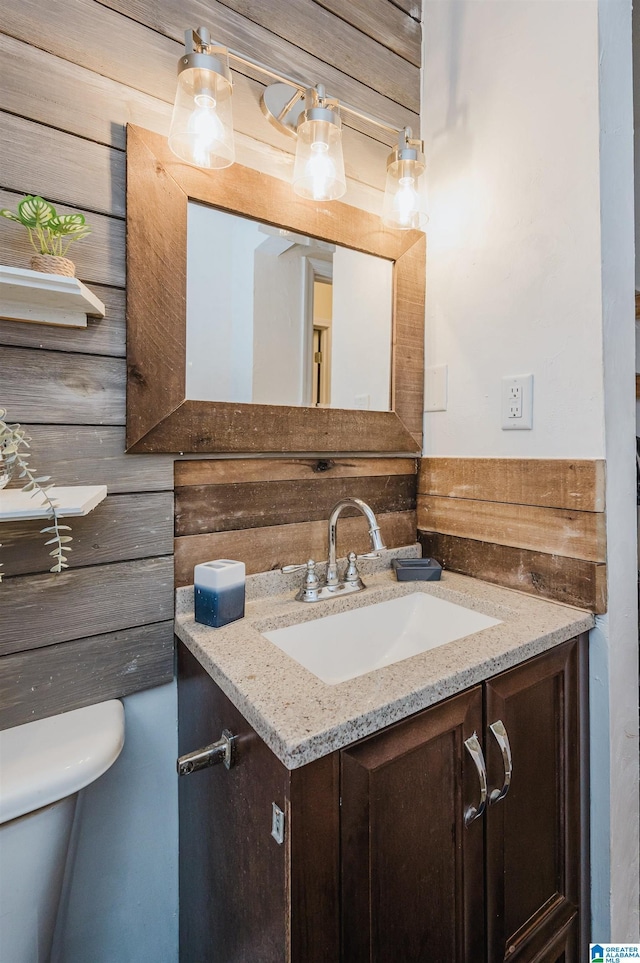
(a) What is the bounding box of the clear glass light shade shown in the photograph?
[382,157,428,230]
[168,66,235,169]
[293,117,346,202]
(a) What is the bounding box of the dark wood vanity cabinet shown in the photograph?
[178,635,588,963]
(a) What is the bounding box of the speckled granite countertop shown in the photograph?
[175,547,594,770]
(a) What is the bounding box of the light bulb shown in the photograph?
[393,175,420,227]
[187,94,225,167]
[305,142,337,201]
[292,96,346,201]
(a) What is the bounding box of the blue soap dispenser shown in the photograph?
[194,559,246,628]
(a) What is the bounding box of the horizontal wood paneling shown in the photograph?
[176,475,416,537]
[418,532,607,615]
[0,284,125,357]
[392,0,421,17]
[0,621,174,730]
[213,0,420,109]
[0,557,174,656]
[313,0,421,64]
[175,510,416,586]
[1,346,125,424]
[0,493,173,576]
[175,456,416,488]
[0,32,391,193]
[417,457,606,613]
[99,0,419,123]
[417,495,606,562]
[0,111,125,218]
[0,32,171,152]
[0,0,422,726]
[22,426,174,492]
[418,458,605,512]
[3,0,417,141]
[0,188,125,287]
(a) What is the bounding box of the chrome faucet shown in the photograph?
[326,498,386,587]
[283,498,386,602]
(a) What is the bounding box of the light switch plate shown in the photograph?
[501,374,533,429]
[425,364,448,411]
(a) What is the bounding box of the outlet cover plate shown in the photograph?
[501,374,533,429]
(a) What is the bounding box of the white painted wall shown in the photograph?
[331,248,393,411]
[422,0,638,941]
[422,0,605,458]
[252,244,307,406]
[53,683,179,963]
[187,204,263,403]
[595,0,638,939]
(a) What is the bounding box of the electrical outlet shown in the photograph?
[501,375,533,430]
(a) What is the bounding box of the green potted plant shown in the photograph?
[0,195,91,277]
[0,408,72,581]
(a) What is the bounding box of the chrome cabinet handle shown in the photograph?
[488,720,512,804]
[177,729,236,776]
[464,732,488,826]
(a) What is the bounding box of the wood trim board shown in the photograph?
[418,532,607,614]
[417,495,606,562]
[418,458,605,512]
[175,457,416,488]
[176,474,415,537]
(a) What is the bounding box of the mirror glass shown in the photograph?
[186,202,394,412]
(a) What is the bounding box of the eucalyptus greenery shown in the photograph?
[0,409,72,581]
[0,195,91,258]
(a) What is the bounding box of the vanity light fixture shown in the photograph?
[382,128,427,230]
[168,27,235,169]
[261,82,346,201]
[168,26,424,225]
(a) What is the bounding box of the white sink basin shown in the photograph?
[263,591,502,685]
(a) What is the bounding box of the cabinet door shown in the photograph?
[485,638,587,963]
[340,686,485,963]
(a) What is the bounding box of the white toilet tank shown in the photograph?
[0,701,125,963]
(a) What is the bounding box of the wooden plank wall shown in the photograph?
[175,458,417,586]
[0,1,422,729]
[417,458,607,613]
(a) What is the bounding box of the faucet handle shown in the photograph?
[356,552,382,560]
[344,551,367,587]
[283,559,320,589]
[284,559,322,602]
[282,562,309,574]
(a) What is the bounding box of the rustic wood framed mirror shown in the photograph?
[126,125,424,454]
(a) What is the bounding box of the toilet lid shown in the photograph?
[0,700,125,823]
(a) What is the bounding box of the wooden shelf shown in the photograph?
[0,485,107,521]
[0,265,105,328]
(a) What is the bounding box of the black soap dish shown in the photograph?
[392,557,443,582]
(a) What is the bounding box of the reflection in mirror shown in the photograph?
[186,202,393,411]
